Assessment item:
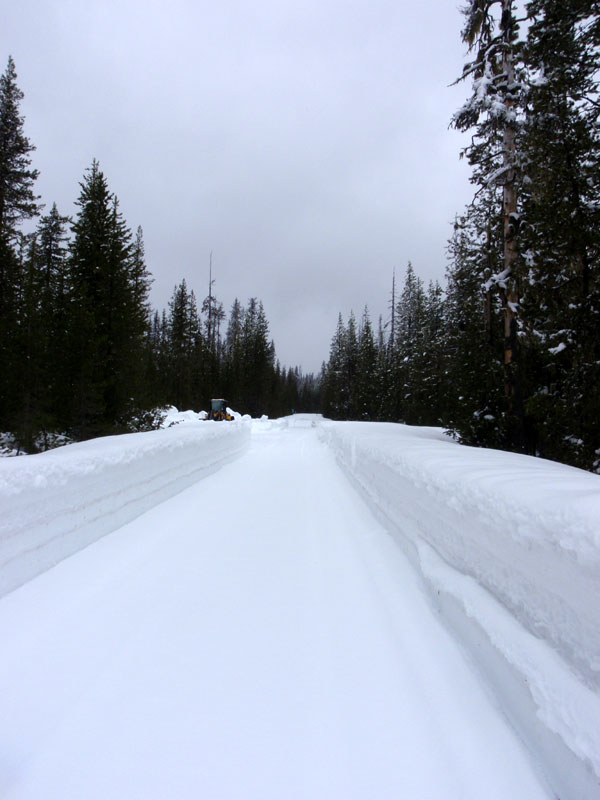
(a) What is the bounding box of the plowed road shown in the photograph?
[0,424,549,799]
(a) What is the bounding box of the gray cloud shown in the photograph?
[5,0,473,373]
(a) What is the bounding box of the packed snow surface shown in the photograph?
[319,420,600,798]
[1,416,598,798]
[0,416,250,597]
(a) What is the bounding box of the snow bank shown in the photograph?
[160,406,208,425]
[320,421,600,798]
[275,413,323,430]
[0,419,250,598]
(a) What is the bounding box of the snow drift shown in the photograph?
[0,418,250,598]
[320,421,600,799]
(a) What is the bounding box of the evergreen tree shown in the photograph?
[355,307,378,420]
[0,57,39,240]
[344,311,359,418]
[322,314,348,419]
[201,274,225,399]
[144,309,169,407]
[378,275,401,421]
[297,371,321,413]
[443,214,506,445]
[127,225,154,413]
[166,279,202,410]
[518,0,600,468]
[284,368,300,415]
[11,233,42,449]
[240,299,274,416]
[449,0,600,468]
[0,235,21,430]
[202,271,226,358]
[29,204,70,441]
[66,161,150,436]
[223,298,245,407]
[374,314,392,420]
[130,226,152,335]
[0,56,40,431]
[453,0,528,447]
[395,263,426,423]
[420,280,446,425]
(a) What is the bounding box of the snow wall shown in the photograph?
[0,420,251,599]
[320,421,600,800]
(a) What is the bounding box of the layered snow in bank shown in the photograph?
[0,422,552,800]
[160,406,209,424]
[320,421,600,798]
[0,415,598,798]
[0,415,250,597]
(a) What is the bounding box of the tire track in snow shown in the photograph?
[0,426,552,799]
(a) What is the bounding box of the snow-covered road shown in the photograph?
[1,424,553,798]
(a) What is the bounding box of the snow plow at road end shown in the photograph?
[209,398,234,421]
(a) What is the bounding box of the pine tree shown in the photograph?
[378,275,400,421]
[66,161,150,437]
[282,366,300,417]
[453,0,528,448]
[420,280,446,425]
[67,160,114,434]
[127,225,154,415]
[322,314,348,419]
[223,298,245,407]
[443,214,506,445]
[448,0,600,467]
[0,57,39,240]
[130,226,152,334]
[11,233,42,449]
[344,311,359,417]
[374,315,391,420]
[356,307,378,420]
[201,271,225,399]
[395,263,426,423]
[518,0,600,468]
[202,262,226,358]
[240,299,274,416]
[0,56,40,431]
[297,371,321,413]
[144,309,168,407]
[0,203,72,449]
[166,279,202,410]
[32,204,70,438]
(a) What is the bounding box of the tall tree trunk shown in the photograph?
[500,0,524,447]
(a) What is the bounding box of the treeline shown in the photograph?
[323,0,600,473]
[0,57,317,452]
[321,266,446,426]
[147,283,319,420]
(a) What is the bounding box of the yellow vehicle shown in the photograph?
[210,398,234,421]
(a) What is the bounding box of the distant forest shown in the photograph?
[322,1,600,473]
[2,0,600,474]
[0,58,319,452]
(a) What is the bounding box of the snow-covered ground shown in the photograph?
[0,414,250,597]
[0,415,598,798]
[319,420,600,799]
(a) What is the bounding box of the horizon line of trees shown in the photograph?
[4,0,600,478]
[148,281,320,422]
[0,56,318,453]
[322,0,600,474]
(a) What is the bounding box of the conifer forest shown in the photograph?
[322,0,600,473]
[1,0,600,472]
[0,56,318,451]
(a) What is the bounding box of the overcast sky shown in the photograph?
[4,0,473,373]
